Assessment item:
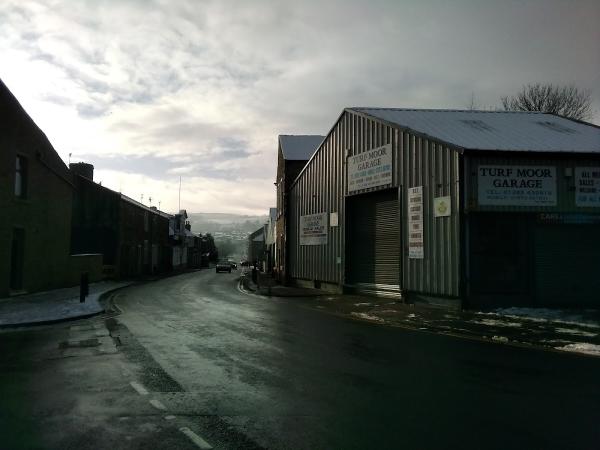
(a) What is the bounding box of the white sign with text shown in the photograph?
[408,186,424,259]
[575,167,600,207]
[347,144,393,194]
[478,165,557,206]
[300,212,328,245]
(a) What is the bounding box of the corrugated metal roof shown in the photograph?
[351,108,600,153]
[279,135,325,160]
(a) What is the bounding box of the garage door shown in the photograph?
[535,225,600,307]
[347,189,400,298]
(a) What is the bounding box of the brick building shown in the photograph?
[0,79,102,297]
[274,135,324,282]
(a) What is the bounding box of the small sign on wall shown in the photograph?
[434,196,451,217]
[300,213,328,245]
[330,212,339,227]
[408,186,424,259]
[575,167,600,207]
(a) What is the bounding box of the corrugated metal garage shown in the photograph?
[287,108,600,309]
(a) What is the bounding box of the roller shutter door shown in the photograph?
[535,225,600,307]
[347,189,400,298]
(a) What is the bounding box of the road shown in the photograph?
[1,269,599,449]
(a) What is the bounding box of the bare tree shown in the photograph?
[501,83,593,121]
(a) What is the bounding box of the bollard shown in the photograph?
[80,272,89,303]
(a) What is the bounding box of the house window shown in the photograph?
[15,155,27,198]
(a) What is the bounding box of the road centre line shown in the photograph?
[129,381,148,396]
[180,427,213,449]
[149,399,166,410]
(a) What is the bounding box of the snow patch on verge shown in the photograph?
[554,327,597,337]
[481,307,600,329]
[492,335,509,343]
[556,343,600,356]
[471,319,522,328]
[351,312,384,322]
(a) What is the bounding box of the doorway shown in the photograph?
[10,228,25,291]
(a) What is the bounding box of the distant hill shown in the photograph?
[187,212,269,234]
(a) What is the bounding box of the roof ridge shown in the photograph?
[352,107,546,114]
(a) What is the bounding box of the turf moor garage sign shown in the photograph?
[478,165,557,206]
[347,144,392,194]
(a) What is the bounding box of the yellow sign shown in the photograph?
[434,196,451,217]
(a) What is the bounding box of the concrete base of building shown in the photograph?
[292,278,342,294]
[344,283,402,300]
[407,292,462,311]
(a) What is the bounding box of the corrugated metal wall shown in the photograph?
[289,112,349,285]
[399,132,461,298]
[288,110,462,298]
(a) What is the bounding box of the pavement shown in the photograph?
[0,281,132,328]
[240,269,600,357]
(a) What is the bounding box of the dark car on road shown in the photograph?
[215,259,231,273]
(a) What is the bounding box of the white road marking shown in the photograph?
[149,399,166,410]
[179,427,213,449]
[164,415,176,420]
[129,381,149,396]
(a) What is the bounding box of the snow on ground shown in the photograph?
[351,312,384,322]
[471,318,522,328]
[556,343,600,357]
[554,327,597,337]
[481,307,600,329]
[354,303,372,306]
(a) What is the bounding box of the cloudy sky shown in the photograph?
[2,0,598,215]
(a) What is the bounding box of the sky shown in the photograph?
[1,0,599,215]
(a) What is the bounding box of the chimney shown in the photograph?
[69,162,94,181]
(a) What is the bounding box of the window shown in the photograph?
[15,155,27,198]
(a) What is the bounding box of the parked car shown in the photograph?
[216,259,231,273]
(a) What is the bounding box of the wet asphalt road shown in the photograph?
[1,269,600,449]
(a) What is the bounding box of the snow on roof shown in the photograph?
[350,108,600,153]
[279,135,325,160]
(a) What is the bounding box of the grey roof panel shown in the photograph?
[351,108,600,153]
[279,135,325,160]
